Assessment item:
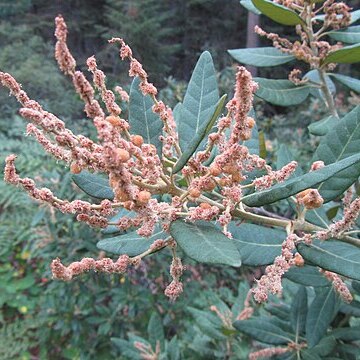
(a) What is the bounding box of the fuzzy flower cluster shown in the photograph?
[248,346,289,360]
[320,269,353,303]
[252,234,299,302]
[256,1,351,72]
[2,14,347,303]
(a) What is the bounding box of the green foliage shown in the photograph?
[169,221,241,267]
[72,171,114,200]
[322,43,360,66]
[129,77,163,155]
[251,0,305,26]
[328,25,360,44]
[177,51,219,150]
[254,78,310,106]
[228,47,295,67]
[242,153,360,207]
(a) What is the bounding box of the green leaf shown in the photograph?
[147,312,164,350]
[254,78,310,106]
[169,221,241,267]
[173,94,226,174]
[306,287,339,348]
[276,144,303,177]
[97,227,166,256]
[300,351,322,360]
[313,106,360,202]
[233,319,294,344]
[290,286,307,336]
[322,43,360,65]
[304,69,336,101]
[167,336,180,360]
[111,338,141,359]
[265,304,290,321]
[330,73,360,93]
[229,223,285,266]
[228,47,295,67]
[339,300,360,317]
[242,152,360,207]
[240,0,261,15]
[331,326,360,341]
[308,115,338,136]
[178,51,219,149]
[328,25,360,44]
[311,336,337,357]
[129,77,163,155]
[72,171,114,200]
[285,266,330,287]
[188,307,226,340]
[251,0,305,26]
[297,240,360,281]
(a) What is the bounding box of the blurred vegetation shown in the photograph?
[0,0,359,358]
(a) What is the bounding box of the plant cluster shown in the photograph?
[1,0,360,358]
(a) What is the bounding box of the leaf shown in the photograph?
[285,266,330,287]
[339,300,360,317]
[308,115,338,136]
[228,47,295,67]
[276,144,303,177]
[311,336,337,356]
[251,0,305,26]
[254,78,310,106]
[290,286,307,336]
[147,312,164,350]
[97,227,166,256]
[306,287,339,348]
[265,304,290,321]
[328,25,360,44]
[330,73,360,93]
[240,0,261,15]
[304,69,336,101]
[188,307,226,340]
[233,319,294,344]
[111,338,141,359]
[229,223,285,266]
[322,43,360,65]
[172,94,226,174]
[331,326,360,341]
[169,221,241,267]
[178,51,219,149]
[241,152,360,207]
[129,77,163,155]
[313,106,360,202]
[297,240,360,281]
[258,130,267,159]
[72,171,114,200]
[167,336,180,360]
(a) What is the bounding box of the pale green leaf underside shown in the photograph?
[308,115,337,136]
[129,77,163,154]
[169,220,241,267]
[72,171,113,200]
[330,73,360,93]
[254,78,310,106]
[178,51,219,149]
[313,106,360,202]
[297,240,360,281]
[242,152,360,207]
[328,25,360,44]
[97,227,166,256]
[240,0,261,15]
[228,47,295,67]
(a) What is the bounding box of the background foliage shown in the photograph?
[0,0,360,359]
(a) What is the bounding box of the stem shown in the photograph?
[317,69,339,118]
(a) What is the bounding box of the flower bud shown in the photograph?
[294,253,304,267]
[189,188,201,198]
[137,190,151,204]
[70,162,82,174]
[296,189,324,210]
[200,202,211,209]
[116,148,130,163]
[106,115,122,126]
[131,135,144,147]
[209,164,221,177]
